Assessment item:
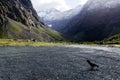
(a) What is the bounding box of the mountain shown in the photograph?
[38,6,82,33]
[0,0,63,41]
[38,8,61,22]
[63,0,120,42]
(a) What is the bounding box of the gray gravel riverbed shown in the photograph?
[0,45,120,80]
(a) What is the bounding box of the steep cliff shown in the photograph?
[0,0,63,41]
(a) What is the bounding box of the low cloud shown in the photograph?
[31,0,70,12]
[79,0,88,5]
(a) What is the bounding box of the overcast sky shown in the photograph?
[31,0,88,12]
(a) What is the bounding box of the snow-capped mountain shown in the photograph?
[37,5,83,32]
[38,8,61,21]
[63,0,120,42]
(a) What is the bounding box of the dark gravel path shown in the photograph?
[0,45,120,80]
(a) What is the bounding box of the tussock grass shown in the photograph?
[0,39,72,46]
[2,39,119,48]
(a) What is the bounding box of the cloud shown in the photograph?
[31,0,70,12]
[79,0,88,5]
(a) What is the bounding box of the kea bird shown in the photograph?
[87,60,99,70]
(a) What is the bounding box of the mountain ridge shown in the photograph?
[0,0,64,41]
[62,0,120,42]
[38,5,83,32]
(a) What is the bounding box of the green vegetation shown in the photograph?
[42,27,64,41]
[0,18,64,41]
[0,39,72,46]
[8,19,22,34]
[0,18,23,38]
[102,33,120,44]
[29,26,64,41]
[76,33,120,45]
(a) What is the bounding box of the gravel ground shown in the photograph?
[0,45,120,80]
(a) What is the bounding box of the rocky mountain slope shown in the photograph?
[0,0,63,41]
[38,6,82,33]
[63,0,120,42]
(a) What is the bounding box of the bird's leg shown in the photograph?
[90,66,94,71]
